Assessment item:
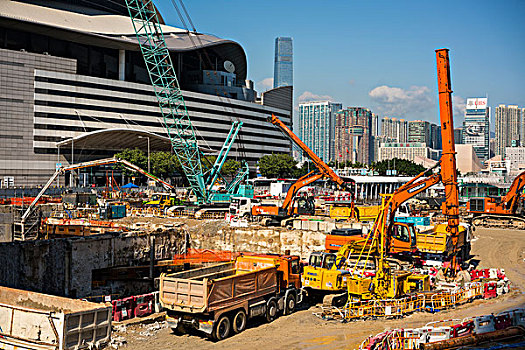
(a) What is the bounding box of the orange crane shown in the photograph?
[467,170,525,228]
[250,115,355,222]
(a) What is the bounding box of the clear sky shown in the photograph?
[155,0,525,128]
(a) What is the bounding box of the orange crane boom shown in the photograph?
[251,115,354,219]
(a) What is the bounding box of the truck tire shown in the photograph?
[285,293,296,315]
[265,298,278,322]
[213,315,231,341]
[171,323,186,335]
[232,310,247,333]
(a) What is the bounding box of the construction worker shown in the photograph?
[454,264,472,287]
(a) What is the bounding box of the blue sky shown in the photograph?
[155,0,525,128]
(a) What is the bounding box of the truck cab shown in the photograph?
[235,254,302,290]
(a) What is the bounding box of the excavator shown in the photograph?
[302,48,464,303]
[467,170,525,229]
[230,114,355,225]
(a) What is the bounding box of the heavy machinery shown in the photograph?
[230,114,355,224]
[467,171,525,228]
[124,1,251,206]
[303,48,463,302]
[13,157,171,240]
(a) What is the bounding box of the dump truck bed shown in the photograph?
[159,262,278,314]
[0,286,111,350]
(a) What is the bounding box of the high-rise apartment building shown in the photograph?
[381,117,407,142]
[299,101,342,162]
[462,98,490,161]
[334,107,373,165]
[273,37,293,88]
[454,128,464,144]
[495,105,522,157]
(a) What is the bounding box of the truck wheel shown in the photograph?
[171,323,186,335]
[265,299,278,322]
[213,315,231,341]
[232,310,247,333]
[285,293,296,315]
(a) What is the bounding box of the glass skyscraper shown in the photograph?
[274,37,293,88]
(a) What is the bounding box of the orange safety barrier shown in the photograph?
[172,248,240,264]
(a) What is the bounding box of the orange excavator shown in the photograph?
[229,114,355,225]
[467,171,525,228]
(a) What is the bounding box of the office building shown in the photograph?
[0,1,293,186]
[273,37,293,88]
[462,98,490,161]
[454,128,464,144]
[430,124,442,150]
[299,101,342,162]
[505,147,525,174]
[381,117,407,142]
[334,107,372,165]
[495,105,521,157]
[379,142,440,162]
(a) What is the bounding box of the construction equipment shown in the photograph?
[304,48,463,302]
[13,157,170,240]
[467,171,525,228]
[230,114,354,224]
[160,254,303,340]
[124,1,251,205]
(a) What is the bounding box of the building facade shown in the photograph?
[408,120,431,146]
[462,98,490,161]
[273,37,293,88]
[334,107,372,165]
[299,101,342,162]
[381,117,407,143]
[379,142,440,162]
[0,1,292,186]
[495,105,521,157]
[505,147,525,174]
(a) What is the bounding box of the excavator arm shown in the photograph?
[281,172,324,214]
[268,114,349,190]
[501,171,525,211]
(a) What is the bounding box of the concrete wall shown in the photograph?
[0,229,186,298]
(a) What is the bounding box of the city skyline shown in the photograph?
[156,0,525,127]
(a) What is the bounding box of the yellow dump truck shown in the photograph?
[416,223,471,262]
[330,204,410,222]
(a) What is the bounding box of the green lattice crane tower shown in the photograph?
[125,0,206,202]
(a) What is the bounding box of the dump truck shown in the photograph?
[416,223,471,263]
[159,254,303,340]
[0,286,111,350]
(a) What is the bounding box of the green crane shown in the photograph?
[124,0,250,204]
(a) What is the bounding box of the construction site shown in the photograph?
[0,1,524,350]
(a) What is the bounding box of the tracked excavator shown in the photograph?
[468,171,525,229]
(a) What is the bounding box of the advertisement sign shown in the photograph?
[466,98,487,110]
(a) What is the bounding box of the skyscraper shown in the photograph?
[273,37,293,88]
[495,105,521,157]
[408,120,431,146]
[299,101,342,162]
[334,107,373,165]
[462,98,490,161]
[381,117,407,142]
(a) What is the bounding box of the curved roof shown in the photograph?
[0,1,248,80]
[56,128,173,152]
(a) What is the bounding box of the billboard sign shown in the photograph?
[466,98,487,110]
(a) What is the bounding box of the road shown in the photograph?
[115,227,525,350]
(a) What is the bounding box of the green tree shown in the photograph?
[115,148,147,175]
[371,158,425,176]
[221,159,241,177]
[149,151,181,179]
[258,154,298,178]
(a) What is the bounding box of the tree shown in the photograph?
[371,158,425,176]
[149,151,181,179]
[221,159,241,177]
[115,148,147,176]
[258,154,298,178]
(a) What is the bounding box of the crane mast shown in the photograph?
[125,0,205,200]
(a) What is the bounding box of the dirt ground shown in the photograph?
[114,227,525,350]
